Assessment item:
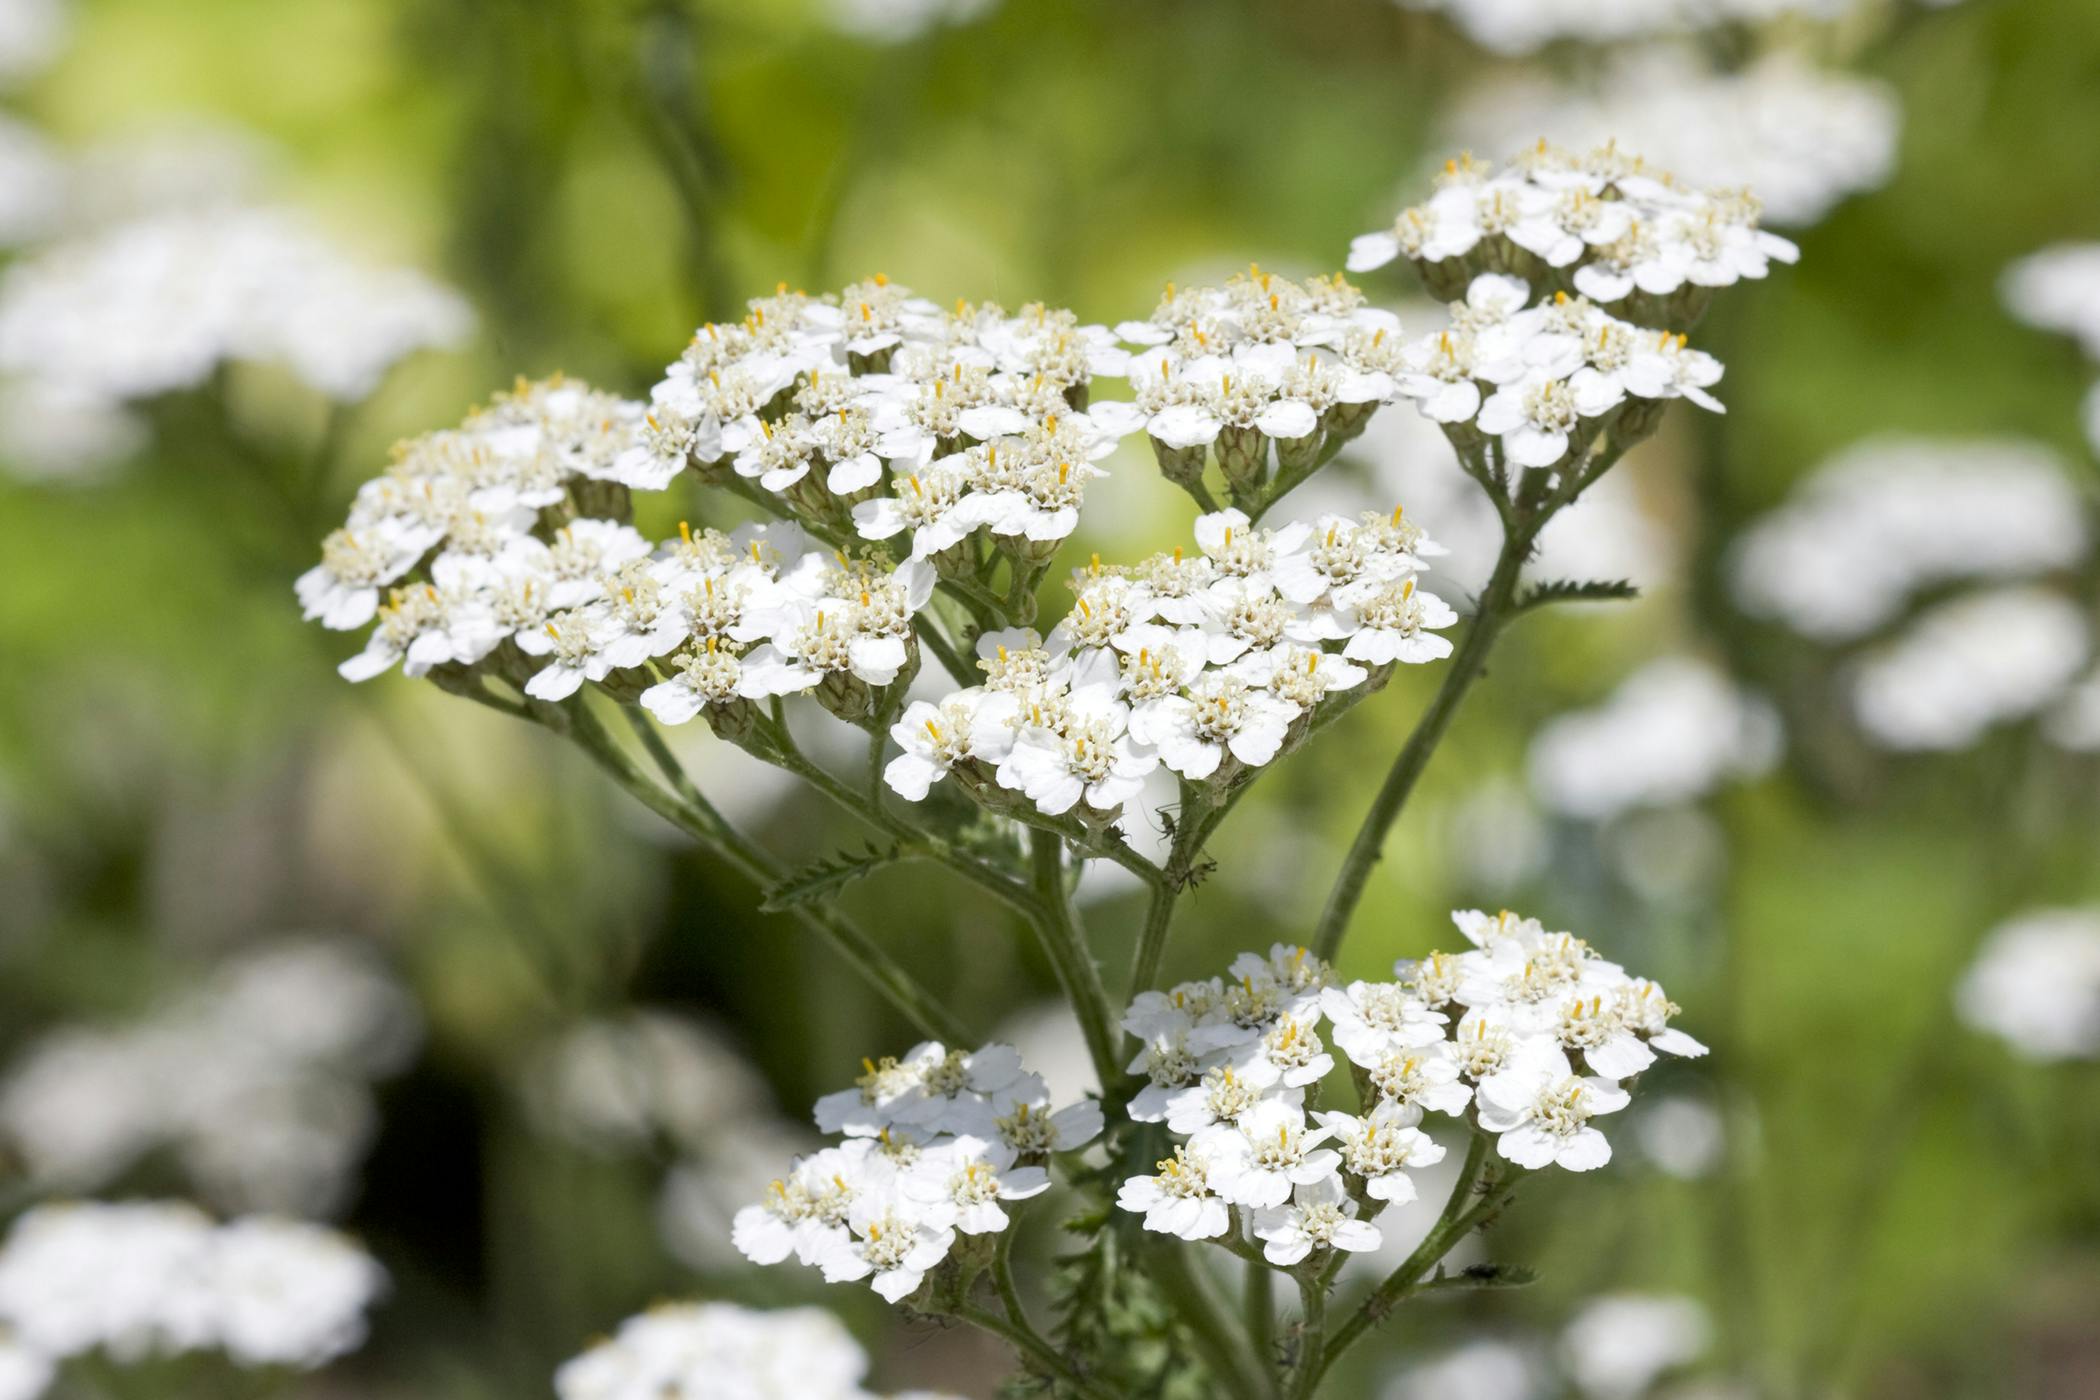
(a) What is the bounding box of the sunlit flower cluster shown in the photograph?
[1444,50,1898,227]
[1118,916,1702,1261]
[1848,587,2091,752]
[555,1301,959,1400]
[0,939,420,1217]
[1528,656,1780,821]
[1349,143,1798,332]
[731,1040,1098,1302]
[884,505,1453,818]
[1114,268,1404,498]
[1956,907,2100,1063]
[0,1202,384,1381]
[632,277,1135,563]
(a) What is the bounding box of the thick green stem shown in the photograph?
[567,702,973,1045]
[1028,830,1124,1096]
[1308,528,1531,961]
[1286,1268,1328,1400]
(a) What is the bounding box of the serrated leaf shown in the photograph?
[758,842,906,912]
[1517,577,1639,611]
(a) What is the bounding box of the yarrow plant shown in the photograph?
[298,141,1789,1396]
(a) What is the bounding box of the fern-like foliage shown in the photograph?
[758,841,907,912]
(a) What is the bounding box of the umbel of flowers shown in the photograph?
[294,142,1790,1399]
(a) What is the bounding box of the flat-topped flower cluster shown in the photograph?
[730,1041,1100,1303]
[1118,912,1703,1260]
[555,1300,960,1400]
[1350,144,1798,331]
[884,505,1455,818]
[0,1201,385,1378]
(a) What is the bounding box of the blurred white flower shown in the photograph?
[1731,437,2089,642]
[0,1333,51,1400]
[0,375,144,480]
[1849,587,2090,751]
[1560,1293,1710,1400]
[0,938,421,1216]
[1445,50,1897,226]
[1383,1337,1544,1400]
[0,1202,382,1373]
[0,0,65,87]
[2047,668,2100,752]
[0,205,471,411]
[0,116,60,246]
[523,1009,774,1157]
[2003,242,2100,360]
[829,0,994,43]
[1956,907,2100,1062]
[1529,657,1780,821]
[1633,1095,1724,1179]
[555,1300,956,1400]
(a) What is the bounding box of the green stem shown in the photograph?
[1245,1254,1276,1376]
[1313,1136,1522,1385]
[1028,830,1124,1097]
[954,1302,1118,1400]
[1308,527,1531,961]
[1287,1268,1327,1400]
[566,702,973,1044]
[1143,1240,1275,1400]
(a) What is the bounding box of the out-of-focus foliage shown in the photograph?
[1,0,2097,1396]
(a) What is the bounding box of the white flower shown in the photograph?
[1730,437,2088,642]
[1527,657,1781,820]
[1313,1102,1445,1202]
[997,684,1159,815]
[554,1301,872,1400]
[1162,1055,1292,1136]
[1560,1293,1711,1400]
[1321,980,1448,1067]
[1849,588,2091,751]
[1475,1042,1630,1171]
[1145,672,1301,781]
[883,691,1020,800]
[2004,241,2100,359]
[1475,369,1622,468]
[903,1135,1050,1234]
[1955,907,2100,1062]
[1191,1099,1339,1209]
[813,1196,955,1303]
[209,1217,387,1369]
[1117,1145,1233,1241]
[1341,578,1457,666]
[1249,1175,1382,1267]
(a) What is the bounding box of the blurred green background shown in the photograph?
[2,0,2098,1396]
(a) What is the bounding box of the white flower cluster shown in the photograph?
[1731,437,2089,642]
[555,1301,959,1400]
[1396,0,1847,57]
[1559,1293,1712,1400]
[1114,268,1405,495]
[635,277,1136,567]
[1389,272,1725,470]
[0,205,471,406]
[1849,588,2091,752]
[0,115,60,247]
[1118,919,1703,1260]
[1956,907,2100,1063]
[1732,436,2100,754]
[883,506,1454,817]
[1528,656,1780,821]
[1350,144,1798,332]
[1444,50,1898,227]
[0,1202,384,1381]
[2005,243,2100,462]
[0,939,420,1217]
[730,1040,1099,1302]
